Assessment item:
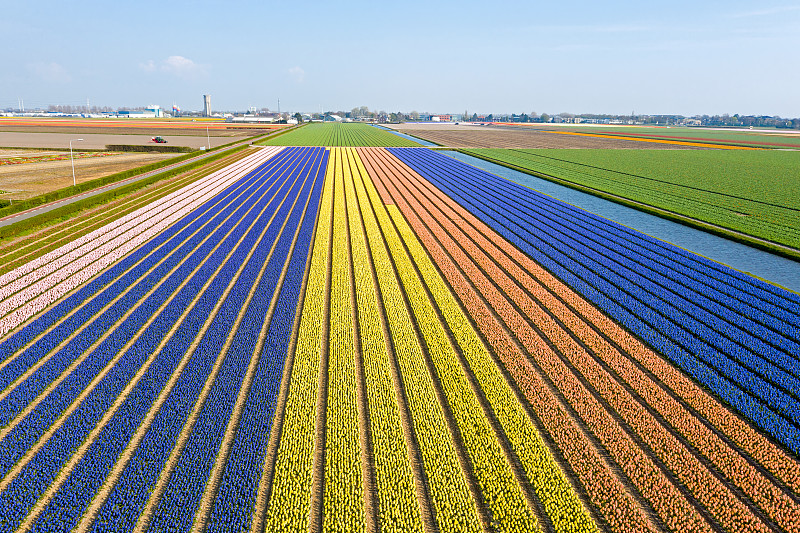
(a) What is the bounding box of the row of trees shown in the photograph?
[477,112,799,128]
[344,106,800,129]
[26,104,797,130]
[46,104,115,113]
[346,107,554,123]
[700,114,800,129]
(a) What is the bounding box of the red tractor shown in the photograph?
[151,136,168,143]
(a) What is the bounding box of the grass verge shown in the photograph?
[0,149,255,276]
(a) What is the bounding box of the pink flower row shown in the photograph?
[0,147,283,337]
[0,147,281,291]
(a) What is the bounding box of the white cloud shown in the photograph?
[162,55,206,77]
[289,66,305,83]
[139,55,207,79]
[27,62,71,83]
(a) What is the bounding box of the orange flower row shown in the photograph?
[361,146,800,533]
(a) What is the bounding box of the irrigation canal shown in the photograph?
[444,150,800,294]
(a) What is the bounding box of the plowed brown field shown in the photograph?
[387,124,705,149]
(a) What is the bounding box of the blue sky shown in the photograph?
[2,1,799,116]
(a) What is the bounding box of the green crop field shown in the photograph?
[258,122,420,147]
[466,148,800,250]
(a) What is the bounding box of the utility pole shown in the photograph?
[70,138,83,186]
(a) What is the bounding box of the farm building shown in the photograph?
[117,105,163,118]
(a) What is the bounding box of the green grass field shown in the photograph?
[466,148,800,250]
[257,122,420,147]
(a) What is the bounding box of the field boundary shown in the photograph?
[0,150,200,217]
[104,144,194,153]
[382,126,444,147]
[550,129,794,150]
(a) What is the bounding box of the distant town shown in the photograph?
[3,95,799,129]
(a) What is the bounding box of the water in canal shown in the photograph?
[442,150,800,294]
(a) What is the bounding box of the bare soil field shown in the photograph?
[0,118,284,137]
[386,124,704,149]
[0,149,174,200]
[0,132,245,150]
[0,125,265,137]
[0,124,253,137]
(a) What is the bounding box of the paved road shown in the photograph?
[0,131,247,150]
[0,138,260,229]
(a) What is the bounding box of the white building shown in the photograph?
[227,116,276,123]
[117,105,163,118]
[203,95,211,117]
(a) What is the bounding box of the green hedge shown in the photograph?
[105,144,195,153]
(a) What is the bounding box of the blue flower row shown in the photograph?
[389,147,800,455]
[0,148,323,532]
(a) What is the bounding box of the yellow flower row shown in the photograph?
[323,148,367,531]
[349,149,484,531]
[263,149,335,532]
[340,147,424,532]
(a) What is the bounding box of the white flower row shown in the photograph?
[0,147,275,309]
[0,146,281,292]
[1,172,202,287]
[0,176,209,288]
[0,147,284,337]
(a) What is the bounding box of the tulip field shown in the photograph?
[0,143,798,533]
